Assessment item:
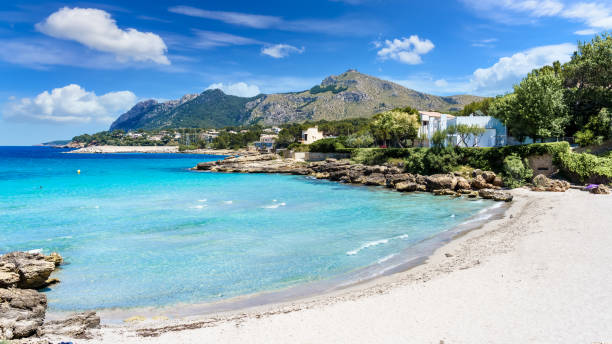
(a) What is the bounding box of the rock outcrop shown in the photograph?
[531,174,571,192]
[0,252,56,289]
[41,311,101,339]
[0,288,47,339]
[590,184,610,194]
[194,156,513,202]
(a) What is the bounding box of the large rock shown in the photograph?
[478,189,513,202]
[363,173,387,186]
[385,173,415,187]
[590,184,610,195]
[0,252,56,289]
[0,261,20,288]
[471,175,492,190]
[0,288,47,340]
[395,181,419,192]
[531,174,570,192]
[481,171,497,183]
[41,311,101,340]
[455,177,471,191]
[426,174,457,191]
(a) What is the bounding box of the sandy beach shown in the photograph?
[58,188,611,344]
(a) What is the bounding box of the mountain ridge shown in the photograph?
[110,70,482,131]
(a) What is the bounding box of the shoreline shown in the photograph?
[45,198,507,324]
[50,188,612,343]
[63,145,249,156]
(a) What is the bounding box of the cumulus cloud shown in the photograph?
[561,2,612,34]
[36,7,169,64]
[261,44,304,58]
[376,36,434,64]
[470,43,575,94]
[207,82,261,97]
[3,84,137,123]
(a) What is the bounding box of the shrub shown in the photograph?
[289,143,310,152]
[503,154,533,188]
[423,147,460,174]
[575,129,604,147]
[345,132,374,148]
[556,151,612,183]
[308,138,345,153]
[404,149,427,174]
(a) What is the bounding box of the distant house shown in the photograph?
[254,134,278,152]
[126,132,143,139]
[148,134,163,141]
[417,111,507,147]
[300,127,325,144]
[199,131,218,143]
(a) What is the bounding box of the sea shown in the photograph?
[0,146,498,313]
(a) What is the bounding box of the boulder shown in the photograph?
[471,175,492,190]
[395,181,418,192]
[0,261,20,288]
[531,174,570,192]
[44,252,63,267]
[41,311,101,340]
[590,184,610,195]
[481,171,497,183]
[455,177,471,191]
[478,189,513,202]
[313,172,330,179]
[492,176,504,187]
[385,173,415,187]
[0,288,47,340]
[426,174,457,191]
[416,184,427,192]
[195,161,216,170]
[363,173,387,186]
[0,252,56,289]
[433,189,457,196]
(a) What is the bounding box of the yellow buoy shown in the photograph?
[77,169,81,174]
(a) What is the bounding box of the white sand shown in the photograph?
[65,189,612,343]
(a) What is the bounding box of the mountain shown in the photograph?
[110,70,482,131]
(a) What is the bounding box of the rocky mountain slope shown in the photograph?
[110,70,482,130]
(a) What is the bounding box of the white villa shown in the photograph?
[254,134,278,152]
[300,127,325,144]
[418,111,507,147]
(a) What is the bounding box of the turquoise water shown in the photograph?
[0,146,493,312]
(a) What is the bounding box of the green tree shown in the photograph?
[369,109,419,147]
[563,33,612,135]
[490,69,569,141]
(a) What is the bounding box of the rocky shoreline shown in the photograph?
[0,251,100,341]
[194,154,519,202]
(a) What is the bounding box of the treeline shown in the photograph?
[72,130,174,146]
[483,33,612,146]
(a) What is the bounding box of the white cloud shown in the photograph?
[36,7,169,64]
[470,43,575,94]
[261,44,305,58]
[3,84,137,124]
[168,6,282,28]
[168,6,380,36]
[207,82,261,97]
[194,30,262,48]
[376,36,434,64]
[561,2,612,33]
[461,0,612,33]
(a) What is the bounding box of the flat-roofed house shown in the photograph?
[300,127,325,145]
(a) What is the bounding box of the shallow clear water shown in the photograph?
[0,146,493,311]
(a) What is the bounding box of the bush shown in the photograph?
[556,151,612,183]
[309,138,345,153]
[289,143,310,152]
[502,154,533,188]
[575,129,604,147]
[345,132,374,148]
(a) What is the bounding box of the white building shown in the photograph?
[254,134,278,152]
[300,127,325,144]
[417,111,507,147]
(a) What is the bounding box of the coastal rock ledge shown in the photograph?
[0,251,101,341]
[194,155,514,202]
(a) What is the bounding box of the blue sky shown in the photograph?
[1,0,611,145]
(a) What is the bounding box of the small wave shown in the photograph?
[347,234,409,256]
[27,248,43,254]
[262,202,286,209]
[377,254,398,264]
[198,199,207,203]
[190,205,206,209]
[223,201,233,204]
[450,214,456,218]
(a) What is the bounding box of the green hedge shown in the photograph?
[555,152,612,184]
[348,142,572,175]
